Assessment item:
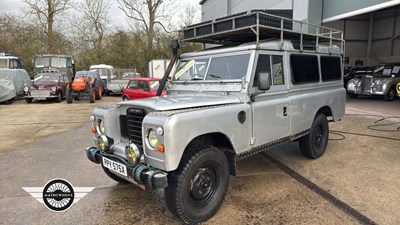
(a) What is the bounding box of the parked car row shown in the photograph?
[345,63,400,101]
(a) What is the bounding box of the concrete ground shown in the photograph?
[0,96,399,224]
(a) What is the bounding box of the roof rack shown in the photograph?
[181,10,344,53]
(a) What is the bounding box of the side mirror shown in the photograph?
[258,72,271,90]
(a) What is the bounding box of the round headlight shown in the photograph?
[51,87,57,92]
[97,135,111,152]
[99,120,105,133]
[90,115,96,122]
[148,129,158,148]
[24,87,29,92]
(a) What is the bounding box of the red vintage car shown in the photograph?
[24,71,69,103]
[122,77,166,101]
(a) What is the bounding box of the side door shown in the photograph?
[137,80,151,98]
[251,52,290,146]
[126,80,138,99]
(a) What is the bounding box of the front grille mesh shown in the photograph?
[361,76,372,92]
[123,108,146,147]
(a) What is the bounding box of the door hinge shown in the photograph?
[250,137,256,145]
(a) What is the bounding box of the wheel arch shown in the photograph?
[316,106,332,118]
[184,132,236,176]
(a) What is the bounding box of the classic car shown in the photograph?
[24,71,69,103]
[121,77,166,101]
[346,64,400,100]
[343,66,373,88]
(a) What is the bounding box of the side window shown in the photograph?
[253,54,285,87]
[253,54,271,87]
[107,69,111,76]
[272,56,284,85]
[128,81,137,89]
[59,76,64,83]
[290,54,319,84]
[138,81,149,91]
[321,56,341,81]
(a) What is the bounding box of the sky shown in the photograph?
[0,0,201,29]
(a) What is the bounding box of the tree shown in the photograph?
[71,0,111,63]
[24,0,71,53]
[117,0,175,51]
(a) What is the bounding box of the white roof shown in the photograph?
[89,64,114,69]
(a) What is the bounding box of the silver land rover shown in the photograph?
[85,11,345,224]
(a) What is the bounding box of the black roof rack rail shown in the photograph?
[181,10,344,53]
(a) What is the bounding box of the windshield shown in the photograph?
[51,57,67,67]
[33,74,59,83]
[35,57,50,67]
[92,68,106,77]
[174,54,250,81]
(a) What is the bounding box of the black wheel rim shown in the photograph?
[189,166,217,208]
[313,125,323,147]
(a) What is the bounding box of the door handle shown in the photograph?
[283,107,288,117]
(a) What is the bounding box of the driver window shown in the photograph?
[253,54,285,87]
[138,81,149,91]
[253,54,271,87]
[129,81,137,89]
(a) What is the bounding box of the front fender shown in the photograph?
[144,104,252,172]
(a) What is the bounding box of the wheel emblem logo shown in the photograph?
[22,178,95,212]
[42,179,75,211]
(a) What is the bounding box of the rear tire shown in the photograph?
[165,146,230,224]
[95,85,102,100]
[122,96,129,101]
[299,113,329,159]
[25,98,32,103]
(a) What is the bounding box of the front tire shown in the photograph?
[25,98,32,103]
[383,86,396,101]
[66,96,73,104]
[165,146,230,224]
[348,93,357,99]
[56,93,62,103]
[299,113,329,159]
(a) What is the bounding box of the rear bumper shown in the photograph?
[86,146,168,190]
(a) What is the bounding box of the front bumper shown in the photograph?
[86,146,168,190]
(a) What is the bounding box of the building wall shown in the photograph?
[323,0,399,22]
[325,7,400,66]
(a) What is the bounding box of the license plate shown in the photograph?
[102,157,127,177]
[36,98,46,100]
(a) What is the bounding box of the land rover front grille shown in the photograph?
[120,108,147,147]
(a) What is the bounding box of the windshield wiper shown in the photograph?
[207,73,221,80]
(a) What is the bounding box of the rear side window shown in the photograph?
[321,56,342,81]
[290,55,319,84]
